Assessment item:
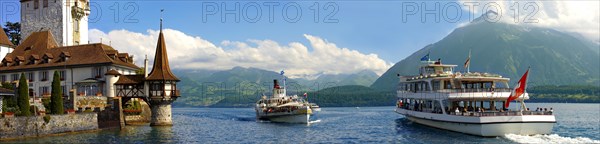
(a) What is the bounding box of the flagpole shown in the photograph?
[467,49,471,73]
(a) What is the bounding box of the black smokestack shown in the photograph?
[273,79,280,89]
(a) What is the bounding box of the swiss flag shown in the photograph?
[505,68,530,107]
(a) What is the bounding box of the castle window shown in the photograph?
[1,75,6,82]
[43,0,48,7]
[11,74,19,81]
[93,67,103,78]
[59,52,71,62]
[40,86,50,96]
[34,0,39,9]
[40,71,49,81]
[74,20,80,32]
[27,72,35,82]
[61,86,67,97]
[59,70,66,81]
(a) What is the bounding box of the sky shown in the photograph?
[1,0,598,78]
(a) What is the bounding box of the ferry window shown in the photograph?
[484,82,492,88]
[443,67,451,72]
[444,80,452,89]
[495,82,508,88]
[432,81,440,90]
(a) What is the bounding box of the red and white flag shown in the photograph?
[505,68,530,107]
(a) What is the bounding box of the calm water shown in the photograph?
[7,103,600,143]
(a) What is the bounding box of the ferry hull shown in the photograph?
[396,108,555,137]
[406,116,554,137]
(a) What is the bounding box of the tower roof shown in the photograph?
[146,28,179,81]
[0,26,14,47]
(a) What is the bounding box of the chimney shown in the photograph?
[144,54,149,77]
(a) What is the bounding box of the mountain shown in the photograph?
[173,67,380,107]
[305,85,395,107]
[295,70,379,89]
[371,17,600,92]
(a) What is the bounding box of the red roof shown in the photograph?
[0,31,139,72]
[0,26,13,47]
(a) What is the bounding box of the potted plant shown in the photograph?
[3,112,14,118]
[38,110,46,116]
[66,109,76,114]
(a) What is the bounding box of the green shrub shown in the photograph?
[50,71,64,114]
[43,115,51,123]
[17,73,31,116]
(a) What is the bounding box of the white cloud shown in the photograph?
[89,29,392,78]
[459,1,600,43]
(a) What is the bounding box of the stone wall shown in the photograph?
[0,113,98,139]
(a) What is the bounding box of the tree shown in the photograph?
[17,73,30,116]
[1,82,16,113]
[3,22,21,45]
[135,68,145,75]
[50,71,64,114]
[1,82,16,107]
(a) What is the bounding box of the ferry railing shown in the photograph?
[397,88,512,94]
[448,111,553,117]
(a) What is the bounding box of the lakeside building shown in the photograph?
[0,0,141,111]
[0,31,139,110]
[1,0,179,125]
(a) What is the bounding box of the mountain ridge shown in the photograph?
[371,20,600,92]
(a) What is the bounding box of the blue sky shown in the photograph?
[2,0,597,77]
[84,1,473,62]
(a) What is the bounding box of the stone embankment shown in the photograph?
[0,113,98,139]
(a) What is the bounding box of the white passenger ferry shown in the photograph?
[255,79,313,123]
[395,59,555,137]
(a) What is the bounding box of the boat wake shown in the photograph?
[309,119,322,124]
[504,134,600,144]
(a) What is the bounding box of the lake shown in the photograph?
[8,103,600,143]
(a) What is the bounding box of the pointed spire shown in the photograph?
[160,9,164,32]
[146,12,179,81]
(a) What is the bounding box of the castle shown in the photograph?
[1,0,179,126]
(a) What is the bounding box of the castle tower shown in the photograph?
[146,18,180,126]
[20,0,89,46]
